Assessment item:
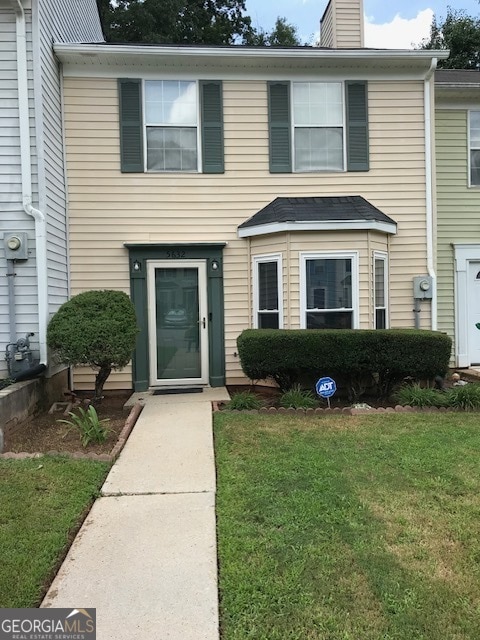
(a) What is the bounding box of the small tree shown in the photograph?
[47,290,138,400]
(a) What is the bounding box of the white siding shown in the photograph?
[0,7,38,377]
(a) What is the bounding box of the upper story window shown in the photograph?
[300,252,359,329]
[469,111,480,186]
[118,79,224,174]
[253,255,283,329]
[268,80,368,174]
[292,82,344,172]
[145,81,198,172]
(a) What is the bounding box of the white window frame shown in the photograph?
[300,251,359,329]
[253,254,284,329]
[142,79,202,173]
[468,110,480,188]
[373,251,389,329]
[291,81,347,173]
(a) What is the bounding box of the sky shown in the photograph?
[245,0,480,48]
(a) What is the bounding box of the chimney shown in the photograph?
[320,0,364,48]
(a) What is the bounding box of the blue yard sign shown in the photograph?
[316,376,337,399]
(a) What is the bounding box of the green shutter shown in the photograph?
[346,80,369,171]
[268,81,291,173]
[118,79,143,173]
[200,81,224,174]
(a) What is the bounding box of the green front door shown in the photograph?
[147,260,209,386]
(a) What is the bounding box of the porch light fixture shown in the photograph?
[211,259,219,271]
[133,260,141,272]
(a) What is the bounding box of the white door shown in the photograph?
[468,261,480,365]
[147,260,209,386]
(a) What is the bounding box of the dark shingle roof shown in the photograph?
[435,70,480,85]
[238,196,395,230]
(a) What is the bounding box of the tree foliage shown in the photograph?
[419,7,480,69]
[244,17,302,46]
[96,0,303,46]
[47,290,138,400]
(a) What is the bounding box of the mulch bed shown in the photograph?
[1,393,143,460]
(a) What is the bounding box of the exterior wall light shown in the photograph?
[133,260,141,272]
[211,259,219,271]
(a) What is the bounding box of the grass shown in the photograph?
[215,412,480,639]
[0,456,110,607]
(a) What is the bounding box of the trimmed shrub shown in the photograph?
[237,329,452,398]
[47,290,138,400]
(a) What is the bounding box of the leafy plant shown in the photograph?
[446,384,480,410]
[395,384,447,408]
[58,406,111,447]
[225,391,263,411]
[279,384,317,409]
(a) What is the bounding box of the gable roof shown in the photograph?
[237,196,397,238]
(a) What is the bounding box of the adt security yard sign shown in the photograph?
[316,377,337,399]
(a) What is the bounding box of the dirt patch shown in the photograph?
[3,393,132,455]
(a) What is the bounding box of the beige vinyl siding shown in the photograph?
[319,0,363,48]
[320,1,335,47]
[335,0,364,48]
[436,109,480,353]
[64,77,429,389]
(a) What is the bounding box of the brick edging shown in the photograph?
[0,402,144,462]
[212,402,461,415]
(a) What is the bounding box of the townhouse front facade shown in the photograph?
[53,0,448,391]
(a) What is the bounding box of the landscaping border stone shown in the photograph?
[0,402,144,462]
[212,401,460,415]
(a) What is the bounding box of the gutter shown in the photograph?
[424,57,438,331]
[11,0,48,365]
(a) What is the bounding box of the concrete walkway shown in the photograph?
[42,387,230,640]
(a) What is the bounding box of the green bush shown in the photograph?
[395,384,447,408]
[446,384,480,410]
[47,290,138,400]
[237,329,452,399]
[225,391,263,411]
[279,384,317,409]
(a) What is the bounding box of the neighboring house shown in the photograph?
[0,0,103,385]
[435,70,480,368]
[53,0,447,392]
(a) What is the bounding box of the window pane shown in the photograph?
[375,308,386,330]
[471,111,480,147]
[146,127,197,171]
[258,261,278,310]
[294,127,343,171]
[258,313,279,329]
[293,82,342,126]
[145,81,197,126]
[306,258,352,310]
[306,311,352,329]
[471,149,480,185]
[375,259,385,307]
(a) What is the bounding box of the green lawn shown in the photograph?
[0,457,110,607]
[215,412,480,640]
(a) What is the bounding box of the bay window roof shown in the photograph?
[237,196,397,238]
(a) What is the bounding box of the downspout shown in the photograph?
[424,57,438,330]
[11,0,48,365]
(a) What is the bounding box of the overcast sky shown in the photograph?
[245,0,480,48]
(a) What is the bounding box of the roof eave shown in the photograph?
[238,220,397,238]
